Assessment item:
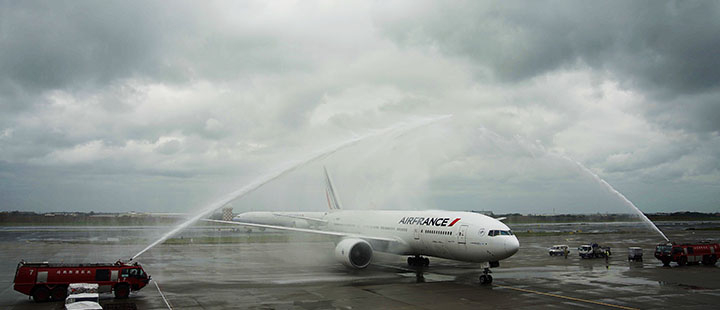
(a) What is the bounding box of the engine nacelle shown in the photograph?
[334,238,373,269]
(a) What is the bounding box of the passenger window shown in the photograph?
[687,247,693,254]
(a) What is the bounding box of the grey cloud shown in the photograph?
[1,2,170,92]
[1,1,718,214]
[0,1,309,113]
[379,1,720,92]
[643,91,720,133]
[377,1,720,132]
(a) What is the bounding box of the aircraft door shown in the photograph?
[457,225,468,245]
[414,228,420,240]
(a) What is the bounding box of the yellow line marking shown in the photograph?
[495,284,639,310]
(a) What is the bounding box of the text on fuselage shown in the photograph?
[398,217,461,227]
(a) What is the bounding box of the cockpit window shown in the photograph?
[488,230,513,236]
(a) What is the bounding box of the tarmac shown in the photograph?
[1,225,719,309]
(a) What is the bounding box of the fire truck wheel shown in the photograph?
[678,257,687,266]
[32,286,50,303]
[51,285,67,300]
[703,255,717,266]
[114,284,130,299]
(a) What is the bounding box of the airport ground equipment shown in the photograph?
[13,260,150,302]
[654,242,719,267]
[578,243,611,259]
[627,247,643,261]
[65,289,102,310]
[68,283,99,295]
[548,245,569,256]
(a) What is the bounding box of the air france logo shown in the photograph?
[398,217,461,227]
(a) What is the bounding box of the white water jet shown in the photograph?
[476,126,669,241]
[552,153,669,241]
[509,135,669,241]
[130,115,451,261]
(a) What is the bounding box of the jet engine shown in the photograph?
[334,238,373,269]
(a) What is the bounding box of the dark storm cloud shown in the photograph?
[0,1,303,112]
[1,2,169,92]
[378,0,720,132]
[0,0,314,165]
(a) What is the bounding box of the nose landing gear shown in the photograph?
[479,267,493,285]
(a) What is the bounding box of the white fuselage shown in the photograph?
[234,211,328,228]
[234,210,519,263]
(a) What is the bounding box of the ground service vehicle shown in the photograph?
[548,245,569,256]
[654,242,719,266]
[13,261,150,302]
[627,247,643,261]
[578,243,611,259]
[65,293,102,310]
[65,284,102,310]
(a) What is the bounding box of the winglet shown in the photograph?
[324,166,343,210]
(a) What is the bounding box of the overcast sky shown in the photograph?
[1,1,718,215]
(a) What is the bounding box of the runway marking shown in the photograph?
[154,280,173,310]
[494,284,638,310]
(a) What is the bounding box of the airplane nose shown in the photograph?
[505,236,520,256]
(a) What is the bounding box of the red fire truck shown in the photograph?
[654,242,719,267]
[13,260,150,302]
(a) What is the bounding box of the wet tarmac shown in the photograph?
[1,225,718,309]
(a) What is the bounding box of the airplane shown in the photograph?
[207,167,519,284]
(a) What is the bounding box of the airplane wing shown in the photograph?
[203,219,401,244]
[271,212,328,224]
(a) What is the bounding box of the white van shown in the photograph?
[548,245,569,256]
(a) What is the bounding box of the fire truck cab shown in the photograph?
[13,260,150,302]
[654,242,719,267]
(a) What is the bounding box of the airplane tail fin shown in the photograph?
[324,166,343,210]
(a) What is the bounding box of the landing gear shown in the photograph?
[407,255,429,267]
[479,268,493,285]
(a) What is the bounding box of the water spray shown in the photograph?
[476,126,669,241]
[511,135,670,242]
[130,115,452,261]
[554,154,669,241]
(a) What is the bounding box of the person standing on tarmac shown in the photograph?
[564,247,568,259]
[605,250,610,268]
